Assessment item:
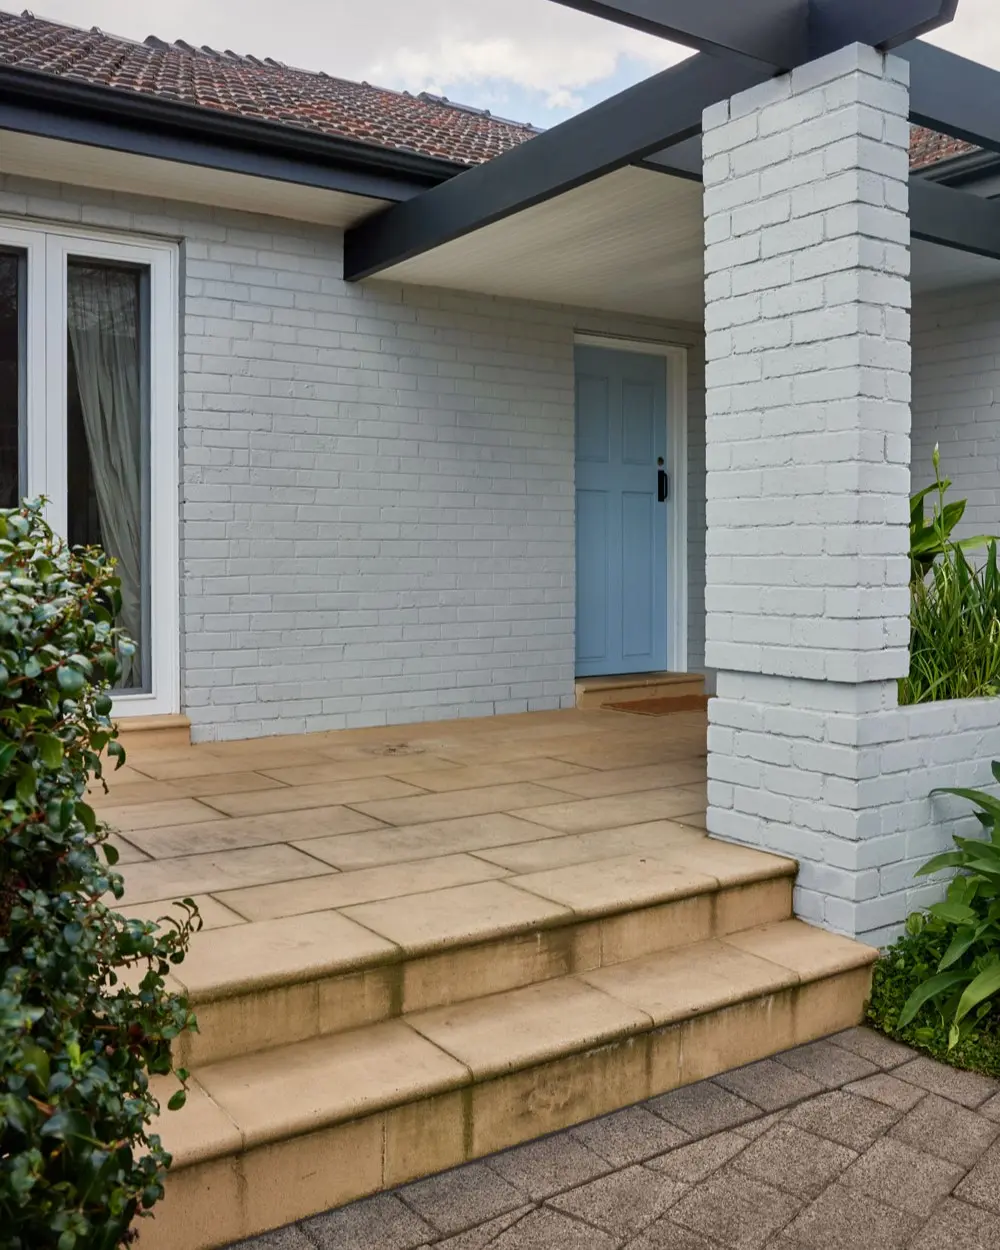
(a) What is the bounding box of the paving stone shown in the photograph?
[432,1208,535,1250]
[955,1138,1000,1213]
[977,1091,1000,1122]
[227,1230,315,1250]
[487,1133,613,1200]
[668,1168,802,1249]
[784,1089,902,1152]
[729,1110,787,1140]
[893,1056,1000,1108]
[840,1136,966,1217]
[784,1183,922,1250]
[645,1130,749,1183]
[570,1105,691,1167]
[774,1040,879,1089]
[302,1192,436,1250]
[489,1207,618,1249]
[713,1059,825,1112]
[400,1163,526,1235]
[647,1081,762,1137]
[625,1219,722,1249]
[890,1094,1000,1168]
[730,1122,856,1199]
[550,1165,687,1240]
[909,1197,1000,1250]
[843,1072,927,1112]
[827,1028,917,1070]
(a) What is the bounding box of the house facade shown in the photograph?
[4,5,1000,943]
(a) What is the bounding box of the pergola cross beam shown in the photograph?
[343,2,1000,280]
[550,0,958,68]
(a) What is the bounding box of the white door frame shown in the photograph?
[573,332,689,674]
[0,216,180,717]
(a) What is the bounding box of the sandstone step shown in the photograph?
[168,835,797,1067]
[575,672,705,710]
[145,918,877,1250]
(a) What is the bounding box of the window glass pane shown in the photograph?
[0,251,22,509]
[66,260,149,691]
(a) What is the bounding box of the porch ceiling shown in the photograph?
[375,166,706,323]
[372,164,1000,321]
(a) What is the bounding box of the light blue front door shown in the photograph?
[575,346,668,677]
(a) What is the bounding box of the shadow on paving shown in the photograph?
[224,1028,1000,1250]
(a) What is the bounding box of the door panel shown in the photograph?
[575,346,667,677]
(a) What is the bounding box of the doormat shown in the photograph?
[604,694,709,715]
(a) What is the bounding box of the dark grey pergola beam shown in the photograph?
[910,180,1000,261]
[343,1,989,281]
[548,1,807,69]
[899,39,1000,155]
[551,0,957,68]
[343,53,770,282]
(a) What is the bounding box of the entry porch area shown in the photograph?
[98,707,875,1249]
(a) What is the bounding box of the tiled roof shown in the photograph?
[909,125,977,172]
[0,9,540,167]
[0,10,983,175]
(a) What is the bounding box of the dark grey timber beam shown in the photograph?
[899,39,1000,156]
[551,0,959,69]
[808,0,959,58]
[548,1,808,69]
[343,54,770,281]
[910,180,1000,262]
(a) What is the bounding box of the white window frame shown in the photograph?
[573,332,689,674]
[0,218,180,717]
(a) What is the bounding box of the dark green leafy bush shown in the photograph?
[901,450,1000,706]
[867,770,1000,1071]
[0,500,198,1250]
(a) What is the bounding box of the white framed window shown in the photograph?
[0,220,179,717]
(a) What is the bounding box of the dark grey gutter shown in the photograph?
[0,64,466,203]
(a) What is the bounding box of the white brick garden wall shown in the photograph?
[912,282,1000,538]
[0,174,706,740]
[710,674,1000,946]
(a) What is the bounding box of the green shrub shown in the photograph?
[0,500,198,1250]
[867,770,1000,1071]
[866,920,1000,1078]
[901,450,1000,705]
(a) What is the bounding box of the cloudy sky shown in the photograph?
[23,0,1000,127]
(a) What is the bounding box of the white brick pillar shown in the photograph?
[702,44,913,943]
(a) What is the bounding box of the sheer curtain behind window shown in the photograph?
[67,264,143,687]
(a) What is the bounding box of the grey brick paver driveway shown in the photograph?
[227,1029,1000,1250]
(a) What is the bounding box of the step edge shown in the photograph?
[176,862,800,1006]
[169,933,873,1167]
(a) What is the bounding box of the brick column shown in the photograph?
[702,44,913,942]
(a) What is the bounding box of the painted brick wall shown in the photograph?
[912,282,1000,536]
[0,174,706,739]
[710,674,1000,945]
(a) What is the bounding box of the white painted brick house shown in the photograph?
[3,6,1000,942]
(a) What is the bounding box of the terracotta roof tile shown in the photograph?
[0,11,983,175]
[0,10,539,166]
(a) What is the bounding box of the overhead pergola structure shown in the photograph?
[344,0,1000,282]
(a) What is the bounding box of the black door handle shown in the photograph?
[657,468,669,503]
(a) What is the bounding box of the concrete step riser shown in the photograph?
[147,962,873,1250]
[179,875,794,1066]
